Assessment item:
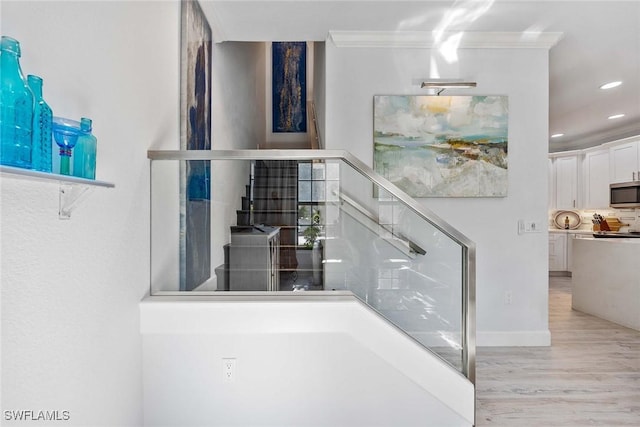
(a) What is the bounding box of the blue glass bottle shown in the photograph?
[0,36,34,168]
[27,75,52,172]
[72,118,97,179]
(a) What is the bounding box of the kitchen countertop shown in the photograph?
[549,228,594,234]
[570,236,640,243]
[549,228,640,241]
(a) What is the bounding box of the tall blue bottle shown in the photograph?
[27,75,52,172]
[0,36,34,168]
[72,117,96,179]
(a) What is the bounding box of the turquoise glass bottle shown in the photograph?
[0,36,34,168]
[27,75,53,172]
[72,118,96,179]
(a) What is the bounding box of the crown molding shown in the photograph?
[329,31,563,49]
[549,123,640,153]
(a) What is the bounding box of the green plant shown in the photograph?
[302,211,321,248]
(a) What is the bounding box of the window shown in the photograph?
[297,162,339,247]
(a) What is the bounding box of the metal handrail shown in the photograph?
[148,148,476,384]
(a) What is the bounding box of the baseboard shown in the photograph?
[477,330,551,347]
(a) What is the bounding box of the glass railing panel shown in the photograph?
[149,150,474,380]
[150,158,181,293]
[322,159,464,370]
[151,158,253,293]
[382,202,464,371]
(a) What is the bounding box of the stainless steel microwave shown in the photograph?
[610,181,640,208]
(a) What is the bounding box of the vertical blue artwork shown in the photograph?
[272,42,307,133]
[180,0,212,291]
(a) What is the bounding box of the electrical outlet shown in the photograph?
[222,358,236,383]
[504,291,513,305]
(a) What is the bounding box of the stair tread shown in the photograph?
[232,225,298,230]
[251,197,297,201]
[238,209,297,213]
[252,185,298,189]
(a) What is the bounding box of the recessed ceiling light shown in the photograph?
[600,81,622,90]
[608,113,625,120]
[551,133,564,138]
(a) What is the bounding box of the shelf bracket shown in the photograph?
[59,184,94,219]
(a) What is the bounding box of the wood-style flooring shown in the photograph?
[476,276,640,426]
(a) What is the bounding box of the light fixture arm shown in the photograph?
[419,80,477,95]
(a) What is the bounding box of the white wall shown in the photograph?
[212,42,266,152]
[1,1,180,424]
[325,40,551,346]
[210,41,266,287]
[312,41,326,147]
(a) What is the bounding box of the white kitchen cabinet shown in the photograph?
[549,232,567,271]
[554,155,579,209]
[610,139,640,183]
[566,232,587,273]
[550,231,591,273]
[551,138,640,212]
[583,148,610,208]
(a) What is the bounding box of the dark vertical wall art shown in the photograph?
[272,42,307,133]
[180,0,211,291]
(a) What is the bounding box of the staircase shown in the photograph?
[242,160,298,270]
[221,159,324,291]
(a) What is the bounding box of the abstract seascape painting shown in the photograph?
[374,95,508,198]
[272,42,307,133]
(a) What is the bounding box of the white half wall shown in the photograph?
[324,37,551,346]
[141,296,474,426]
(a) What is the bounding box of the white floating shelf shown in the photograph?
[0,165,114,188]
[1,165,115,219]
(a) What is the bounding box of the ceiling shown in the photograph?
[201,0,640,152]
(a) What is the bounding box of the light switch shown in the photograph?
[519,220,543,234]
